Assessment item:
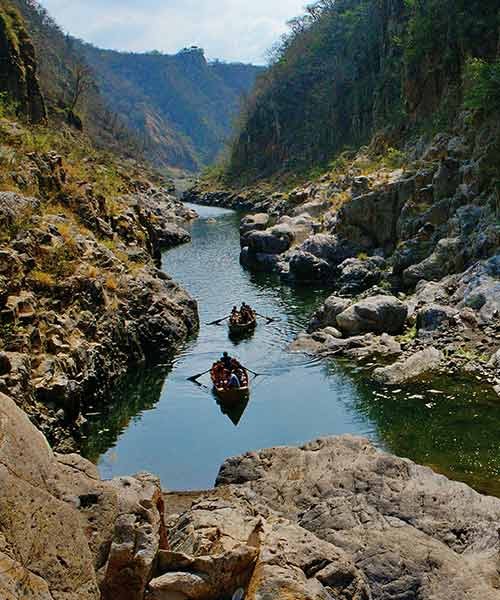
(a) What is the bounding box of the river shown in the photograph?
[82,204,500,496]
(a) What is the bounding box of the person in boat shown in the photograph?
[235,367,246,387]
[240,302,253,324]
[228,371,241,389]
[221,351,233,370]
[231,306,239,323]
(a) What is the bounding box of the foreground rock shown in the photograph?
[0,391,167,600]
[3,387,500,600]
[160,436,500,600]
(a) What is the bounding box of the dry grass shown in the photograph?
[29,270,56,289]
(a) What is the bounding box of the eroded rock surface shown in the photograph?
[212,436,500,600]
[0,391,167,600]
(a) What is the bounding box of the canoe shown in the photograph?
[228,314,257,335]
[210,363,250,403]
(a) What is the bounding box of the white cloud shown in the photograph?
[38,0,306,64]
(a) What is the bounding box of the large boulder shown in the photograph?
[214,436,500,600]
[287,250,332,281]
[403,237,465,288]
[101,474,168,600]
[240,213,270,243]
[300,233,359,266]
[453,255,500,323]
[336,295,408,336]
[373,347,444,384]
[247,224,295,255]
[416,303,459,332]
[308,295,352,332]
[433,157,460,201]
[337,256,386,296]
[0,391,168,600]
[0,391,101,599]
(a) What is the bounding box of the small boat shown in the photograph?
[228,312,257,336]
[210,362,250,403]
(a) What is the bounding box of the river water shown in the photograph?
[82,204,500,496]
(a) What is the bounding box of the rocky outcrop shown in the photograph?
[160,436,500,600]
[0,2,46,122]
[0,391,167,600]
[0,183,198,449]
[336,295,408,336]
[373,347,444,385]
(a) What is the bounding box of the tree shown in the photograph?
[68,60,94,111]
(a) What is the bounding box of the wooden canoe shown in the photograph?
[228,314,257,335]
[210,363,250,403]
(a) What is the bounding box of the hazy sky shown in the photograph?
[38,0,306,64]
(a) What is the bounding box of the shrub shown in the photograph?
[463,58,500,114]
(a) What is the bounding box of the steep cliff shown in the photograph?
[226,0,499,182]
[0,0,45,122]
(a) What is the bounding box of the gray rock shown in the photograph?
[239,213,270,236]
[337,256,386,296]
[247,224,295,255]
[308,295,352,332]
[373,347,444,384]
[453,255,500,323]
[240,247,280,273]
[300,233,359,266]
[336,295,408,336]
[403,237,465,287]
[214,436,500,600]
[433,157,460,200]
[288,250,332,281]
[416,303,458,332]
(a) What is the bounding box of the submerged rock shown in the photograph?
[373,347,444,385]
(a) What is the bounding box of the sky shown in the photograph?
[38,0,307,65]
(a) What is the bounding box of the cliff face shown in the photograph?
[80,45,263,171]
[0,0,46,122]
[226,0,499,182]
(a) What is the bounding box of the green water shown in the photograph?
[82,205,500,496]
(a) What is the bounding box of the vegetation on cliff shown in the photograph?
[224,0,500,183]
[4,0,261,172]
[0,7,199,449]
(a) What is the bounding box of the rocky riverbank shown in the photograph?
[187,120,500,392]
[0,146,199,451]
[4,386,499,600]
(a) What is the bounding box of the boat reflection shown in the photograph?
[216,394,250,426]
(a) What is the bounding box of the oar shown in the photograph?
[206,315,230,326]
[239,364,263,377]
[255,312,279,323]
[187,368,212,382]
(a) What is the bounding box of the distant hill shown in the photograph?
[79,44,263,171]
[7,0,262,172]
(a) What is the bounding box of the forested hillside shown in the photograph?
[226,0,500,182]
[80,44,262,171]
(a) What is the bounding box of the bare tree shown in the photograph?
[68,60,94,111]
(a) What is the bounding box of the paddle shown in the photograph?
[239,364,263,377]
[255,312,279,324]
[187,368,212,382]
[206,315,230,326]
